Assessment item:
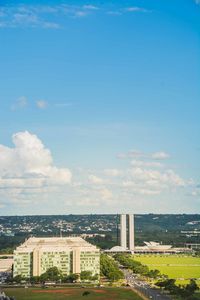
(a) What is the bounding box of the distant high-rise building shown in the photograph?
[120,214,135,251]
[128,214,135,251]
[120,214,127,249]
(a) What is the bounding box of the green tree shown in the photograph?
[100,254,124,281]
[66,273,79,283]
[91,273,99,281]
[40,266,62,282]
[114,254,150,275]
[80,271,92,281]
[82,291,90,296]
[183,279,199,298]
[13,275,23,283]
[156,278,199,299]
[156,278,176,292]
[30,276,40,284]
[147,269,161,279]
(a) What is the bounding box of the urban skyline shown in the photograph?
[0,0,199,215]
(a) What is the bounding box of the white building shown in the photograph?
[14,237,100,278]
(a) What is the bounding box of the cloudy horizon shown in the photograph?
[0,0,199,215]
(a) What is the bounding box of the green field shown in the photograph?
[4,287,142,300]
[134,255,200,285]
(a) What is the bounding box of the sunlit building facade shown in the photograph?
[13,237,100,278]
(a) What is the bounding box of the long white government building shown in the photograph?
[13,237,100,278]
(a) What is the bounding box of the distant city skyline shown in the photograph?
[0,0,199,215]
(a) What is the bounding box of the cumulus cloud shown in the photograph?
[129,167,185,187]
[0,140,194,212]
[151,151,170,160]
[88,174,103,184]
[86,149,187,201]
[100,188,113,200]
[0,131,72,191]
[121,165,186,197]
[114,149,187,197]
[104,169,121,177]
[36,100,48,109]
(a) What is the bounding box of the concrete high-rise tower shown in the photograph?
[120,214,135,251]
[120,214,127,249]
[128,214,135,251]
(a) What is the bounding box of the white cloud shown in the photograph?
[125,7,149,13]
[36,100,48,109]
[0,131,72,191]
[128,150,145,158]
[100,188,113,200]
[131,160,163,168]
[13,12,38,25]
[104,169,121,177]
[0,4,151,29]
[117,150,169,160]
[11,96,28,110]
[122,167,185,196]
[191,184,200,196]
[117,150,145,159]
[88,174,103,184]
[74,11,88,17]
[129,167,185,187]
[0,139,195,213]
[87,150,187,201]
[117,153,127,159]
[0,5,63,28]
[151,151,170,160]
[136,188,161,195]
[83,5,99,10]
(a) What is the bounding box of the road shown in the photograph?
[122,268,172,300]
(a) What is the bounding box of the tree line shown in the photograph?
[156,278,199,300]
[114,254,199,299]
[100,254,124,281]
[9,267,99,284]
[114,254,161,278]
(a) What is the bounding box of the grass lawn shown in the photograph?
[4,287,143,300]
[194,292,200,299]
[134,255,200,285]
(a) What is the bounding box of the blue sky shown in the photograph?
[0,0,199,215]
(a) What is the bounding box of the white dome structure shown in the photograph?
[109,246,127,252]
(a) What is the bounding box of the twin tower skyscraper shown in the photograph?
[120,214,135,251]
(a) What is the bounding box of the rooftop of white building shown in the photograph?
[14,237,99,253]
